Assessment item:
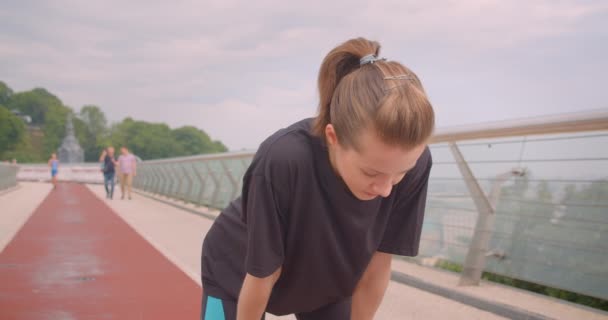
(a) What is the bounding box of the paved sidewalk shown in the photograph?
[391,259,608,320]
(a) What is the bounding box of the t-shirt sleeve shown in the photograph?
[241,158,290,278]
[378,150,432,256]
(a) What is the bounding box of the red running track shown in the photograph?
[0,183,201,319]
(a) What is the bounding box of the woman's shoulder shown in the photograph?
[251,118,318,174]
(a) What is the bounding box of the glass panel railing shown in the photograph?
[418,131,608,300]
[131,112,608,300]
[0,163,18,191]
[136,152,254,209]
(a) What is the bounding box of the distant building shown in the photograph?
[10,109,32,124]
[57,114,84,163]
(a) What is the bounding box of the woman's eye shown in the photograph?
[362,170,379,177]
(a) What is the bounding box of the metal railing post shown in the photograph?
[136,165,145,189]
[206,162,221,208]
[143,166,152,191]
[168,164,179,198]
[151,164,161,194]
[449,142,496,286]
[159,165,171,196]
[172,163,183,200]
[192,162,207,206]
[220,160,240,203]
[181,163,193,203]
[150,164,160,194]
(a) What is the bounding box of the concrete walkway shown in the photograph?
[0,182,52,253]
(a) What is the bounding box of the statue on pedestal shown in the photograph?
[57,114,84,163]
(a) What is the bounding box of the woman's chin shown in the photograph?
[356,191,378,201]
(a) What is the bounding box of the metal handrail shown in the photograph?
[431,109,608,143]
[142,150,256,164]
[140,109,608,163]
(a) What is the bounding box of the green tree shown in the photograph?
[78,105,108,161]
[8,88,63,125]
[212,140,228,152]
[0,81,13,105]
[41,104,72,157]
[171,126,228,156]
[110,118,181,160]
[0,80,229,162]
[0,106,26,158]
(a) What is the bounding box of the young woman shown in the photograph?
[200,37,435,320]
[48,153,59,189]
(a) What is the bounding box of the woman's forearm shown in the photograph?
[351,252,392,320]
[237,268,281,320]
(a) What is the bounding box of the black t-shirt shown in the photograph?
[103,155,115,174]
[201,118,432,315]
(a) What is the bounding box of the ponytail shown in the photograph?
[313,38,381,137]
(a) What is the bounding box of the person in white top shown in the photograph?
[117,147,137,200]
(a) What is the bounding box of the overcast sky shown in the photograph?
[1,0,607,150]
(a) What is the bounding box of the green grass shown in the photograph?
[433,259,608,312]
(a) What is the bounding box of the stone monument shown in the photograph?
[57,114,84,163]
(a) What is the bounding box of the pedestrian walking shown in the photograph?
[48,153,59,189]
[117,147,137,200]
[100,147,118,199]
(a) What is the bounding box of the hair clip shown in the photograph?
[383,75,415,91]
[383,84,409,92]
[384,75,414,80]
[360,54,386,66]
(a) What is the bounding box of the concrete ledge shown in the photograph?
[0,184,21,197]
[391,271,553,320]
[132,189,220,221]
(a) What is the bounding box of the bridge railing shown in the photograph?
[134,151,254,209]
[0,163,18,191]
[17,163,104,184]
[17,110,602,301]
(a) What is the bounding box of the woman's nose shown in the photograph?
[372,178,393,198]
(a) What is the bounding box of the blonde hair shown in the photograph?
[313,37,435,149]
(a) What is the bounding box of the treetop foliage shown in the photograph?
[0,81,227,162]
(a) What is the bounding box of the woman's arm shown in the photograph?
[351,252,392,320]
[237,267,281,320]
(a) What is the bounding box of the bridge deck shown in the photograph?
[1,182,605,319]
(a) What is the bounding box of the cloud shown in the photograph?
[1,0,607,150]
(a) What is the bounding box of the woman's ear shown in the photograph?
[325,124,339,147]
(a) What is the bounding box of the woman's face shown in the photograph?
[326,125,426,201]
